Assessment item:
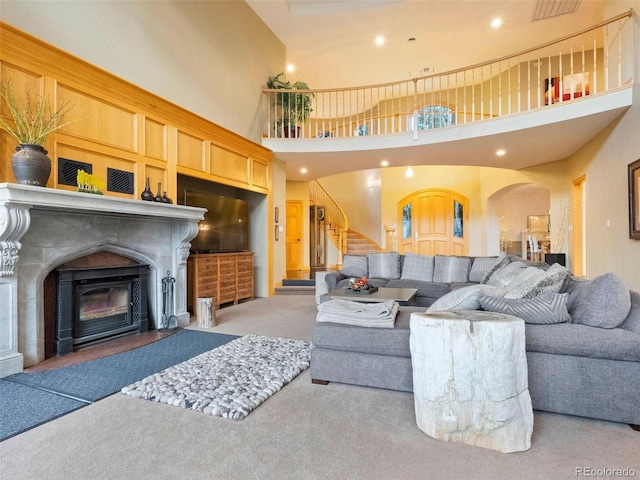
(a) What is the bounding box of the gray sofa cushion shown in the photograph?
[525,323,640,362]
[478,293,570,324]
[568,273,631,329]
[427,284,506,312]
[340,255,368,278]
[400,253,434,282]
[433,255,471,283]
[367,252,401,279]
[311,307,421,358]
[619,290,640,335]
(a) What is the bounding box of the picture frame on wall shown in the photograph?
[629,159,640,240]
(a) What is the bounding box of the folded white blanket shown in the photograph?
[316,299,399,328]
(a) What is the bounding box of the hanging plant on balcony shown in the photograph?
[266,72,313,138]
[0,81,79,187]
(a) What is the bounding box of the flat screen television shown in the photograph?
[185,190,249,253]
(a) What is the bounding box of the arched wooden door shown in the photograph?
[398,189,468,256]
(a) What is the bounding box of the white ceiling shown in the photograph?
[247,1,630,180]
[247,0,607,89]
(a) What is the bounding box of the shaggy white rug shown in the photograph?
[121,335,312,420]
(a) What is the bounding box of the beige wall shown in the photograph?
[271,158,287,285]
[319,170,383,246]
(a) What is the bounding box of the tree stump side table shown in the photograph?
[409,310,534,453]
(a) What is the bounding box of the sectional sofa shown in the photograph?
[312,252,640,427]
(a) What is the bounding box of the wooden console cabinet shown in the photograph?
[188,252,254,312]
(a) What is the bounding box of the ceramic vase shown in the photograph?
[141,177,154,201]
[11,144,51,187]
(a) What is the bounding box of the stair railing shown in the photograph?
[309,180,349,266]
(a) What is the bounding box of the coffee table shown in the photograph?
[321,287,418,306]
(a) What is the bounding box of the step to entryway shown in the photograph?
[274,285,316,295]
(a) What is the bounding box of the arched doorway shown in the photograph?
[487,184,550,258]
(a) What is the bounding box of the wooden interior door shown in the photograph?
[398,189,468,256]
[415,191,449,255]
[286,200,303,271]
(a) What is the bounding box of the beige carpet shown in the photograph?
[1,295,638,480]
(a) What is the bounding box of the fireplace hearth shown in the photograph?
[57,265,150,354]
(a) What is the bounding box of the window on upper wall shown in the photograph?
[410,105,456,131]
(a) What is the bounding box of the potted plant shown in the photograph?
[0,81,77,186]
[266,72,313,138]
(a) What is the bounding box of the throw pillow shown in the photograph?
[367,252,401,279]
[504,266,545,290]
[480,253,511,284]
[485,261,528,288]
[400,253,435,282]
[568,272,631,329]
[504,262,567,299]
[340,255,368,278]
[619,290,640,335]
[433,255,472,283]
[469,254,503,283]
[478,293,570,324]
[426,284,506,312]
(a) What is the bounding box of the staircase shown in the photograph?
[346,230,381,255]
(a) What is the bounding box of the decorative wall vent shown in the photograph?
[58,158,92,186]
[107,168,134,194]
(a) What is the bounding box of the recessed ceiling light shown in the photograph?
[380,160,389,167]
[491,18,503,29]
[300,168,308,174]
[408,37,416,42]
[375,35,384,46]
[496,149,506,156]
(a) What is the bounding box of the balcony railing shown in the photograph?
[263,10,634,140]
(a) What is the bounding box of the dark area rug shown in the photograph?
[1,330,238,441]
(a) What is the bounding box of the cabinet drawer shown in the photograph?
[237,287,253,298]
[198,286,216,297]
[197,262,218,273]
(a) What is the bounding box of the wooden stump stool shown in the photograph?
[197,297,216,328]
[410,310,533,453]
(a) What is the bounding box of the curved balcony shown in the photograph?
[262,10,635,181]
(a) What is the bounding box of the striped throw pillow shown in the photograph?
[478,292,570,324]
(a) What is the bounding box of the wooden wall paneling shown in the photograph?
[252,159,269,189]
[177,130,206,171]
[210,144,249,184]
[144,117,167,161]
[1,22,273,203]
[56,84,137,153]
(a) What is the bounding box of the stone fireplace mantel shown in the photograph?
[0,183,205,377]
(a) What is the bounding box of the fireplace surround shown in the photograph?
[0,183,205,377]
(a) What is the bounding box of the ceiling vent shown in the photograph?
[532,0,581,21]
